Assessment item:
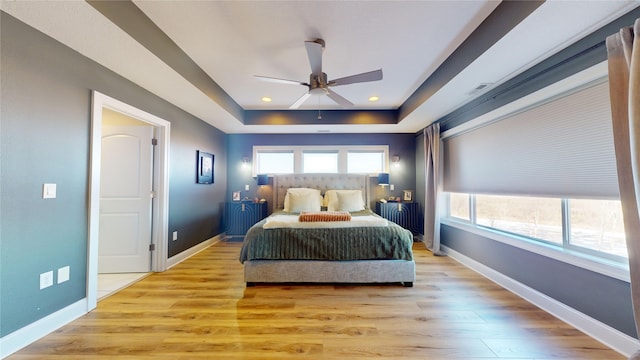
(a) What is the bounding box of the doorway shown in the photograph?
[100,111,154,273]
[88,91,171,311]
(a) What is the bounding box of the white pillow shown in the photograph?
[286,192,322,213]
[324,190,364,211]
[336,191,365,212]
[283,188,322,212]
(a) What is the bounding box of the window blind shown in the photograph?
[443,81,619,199]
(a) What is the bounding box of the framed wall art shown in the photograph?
[197,150,214,184]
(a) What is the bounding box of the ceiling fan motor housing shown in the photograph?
[309,72,329,94]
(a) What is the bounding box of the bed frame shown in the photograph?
[243,173,416,287]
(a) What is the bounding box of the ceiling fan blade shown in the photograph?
[326,88,353,107]
[304,40,323,75]
[329,69,383,87]
[289,92,312,109]
[254,75,306,86]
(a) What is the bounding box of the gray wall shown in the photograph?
[441,226,636,337]
[423,8,640,339]
[227,133,417,214]
[0,12,226,336]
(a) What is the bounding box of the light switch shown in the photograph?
[43,183,57,199]
[245,184,250,191]
[390,184,395,191]
[57,266,70,284]
[40,271,53,289]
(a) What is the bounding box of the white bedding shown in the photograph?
[263,214,388,229]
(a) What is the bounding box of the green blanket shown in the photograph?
[239,211,414,263]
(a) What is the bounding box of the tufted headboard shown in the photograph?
[273,173,370,210]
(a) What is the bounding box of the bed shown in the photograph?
[238,173,416,287]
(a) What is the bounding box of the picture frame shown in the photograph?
[232,191,241,201]
[403,190,414,202]
[196,150,214,184]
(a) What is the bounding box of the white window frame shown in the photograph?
[252,145,389,176]
[442,192,630,282]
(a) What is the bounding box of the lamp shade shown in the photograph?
[257,174,269,186]
[377,173,389,185]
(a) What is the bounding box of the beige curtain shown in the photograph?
[606,18,640,359]
[424,123,444,255]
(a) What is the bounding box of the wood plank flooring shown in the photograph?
[8,241,624,359]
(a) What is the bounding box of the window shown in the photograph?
[303,151,338,173]
[253,145,388,175]
[568,199,627,259]
[476,194,563,244]
[449,193,470,221]
[256,152,294,174]
[347,151,385,174]
[447,193,627,262]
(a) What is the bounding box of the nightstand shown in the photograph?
[375,201,423,235]
[225,201,268,239]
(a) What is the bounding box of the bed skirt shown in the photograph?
[243,259,416,287]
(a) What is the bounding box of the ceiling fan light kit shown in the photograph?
[255,38,383,109]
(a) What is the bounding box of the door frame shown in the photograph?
[87,91,170,311]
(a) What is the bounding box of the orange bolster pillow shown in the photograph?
[299,211,352,222]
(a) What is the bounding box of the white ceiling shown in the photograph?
[2,1,638,134]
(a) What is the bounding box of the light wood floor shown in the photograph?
[9,241,624,359]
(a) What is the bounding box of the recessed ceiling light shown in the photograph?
[368,96,379,102]
[261,97,272,103]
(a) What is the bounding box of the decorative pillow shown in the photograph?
[283,188,322,212]
[299,211,352,222]
[324,190,364,211]
[336,191,365,212]
[286,192,323,213]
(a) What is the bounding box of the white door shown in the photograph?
[99,125,154,273]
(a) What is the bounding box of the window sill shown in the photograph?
[441,217,630,282]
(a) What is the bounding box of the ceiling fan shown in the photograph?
[255,39,383,109]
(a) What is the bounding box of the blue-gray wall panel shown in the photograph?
[1,12,226,336]
[1,15,90,336]
[441,225,636,337]
[167,119,226,257]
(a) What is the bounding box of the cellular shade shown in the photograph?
[443,81,619,199]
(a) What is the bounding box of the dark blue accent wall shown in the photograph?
[227,133,417,213]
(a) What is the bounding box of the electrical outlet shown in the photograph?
[245,184,250,191]
[57,266,70,283]
[40,271,53,289]
[173,231,178,241]
[43,183,57,199]
[390,184,395,191]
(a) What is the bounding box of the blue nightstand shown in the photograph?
[225,201,268,239]
[375,201,423,236]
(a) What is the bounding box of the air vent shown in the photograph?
[468,83,493,96]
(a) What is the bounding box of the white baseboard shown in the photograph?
[1,235,223,359]
[166,234,221,269]
[1,299,86,359]
[443,245,640,357]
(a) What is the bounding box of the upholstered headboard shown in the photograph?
[273,173,369,210]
